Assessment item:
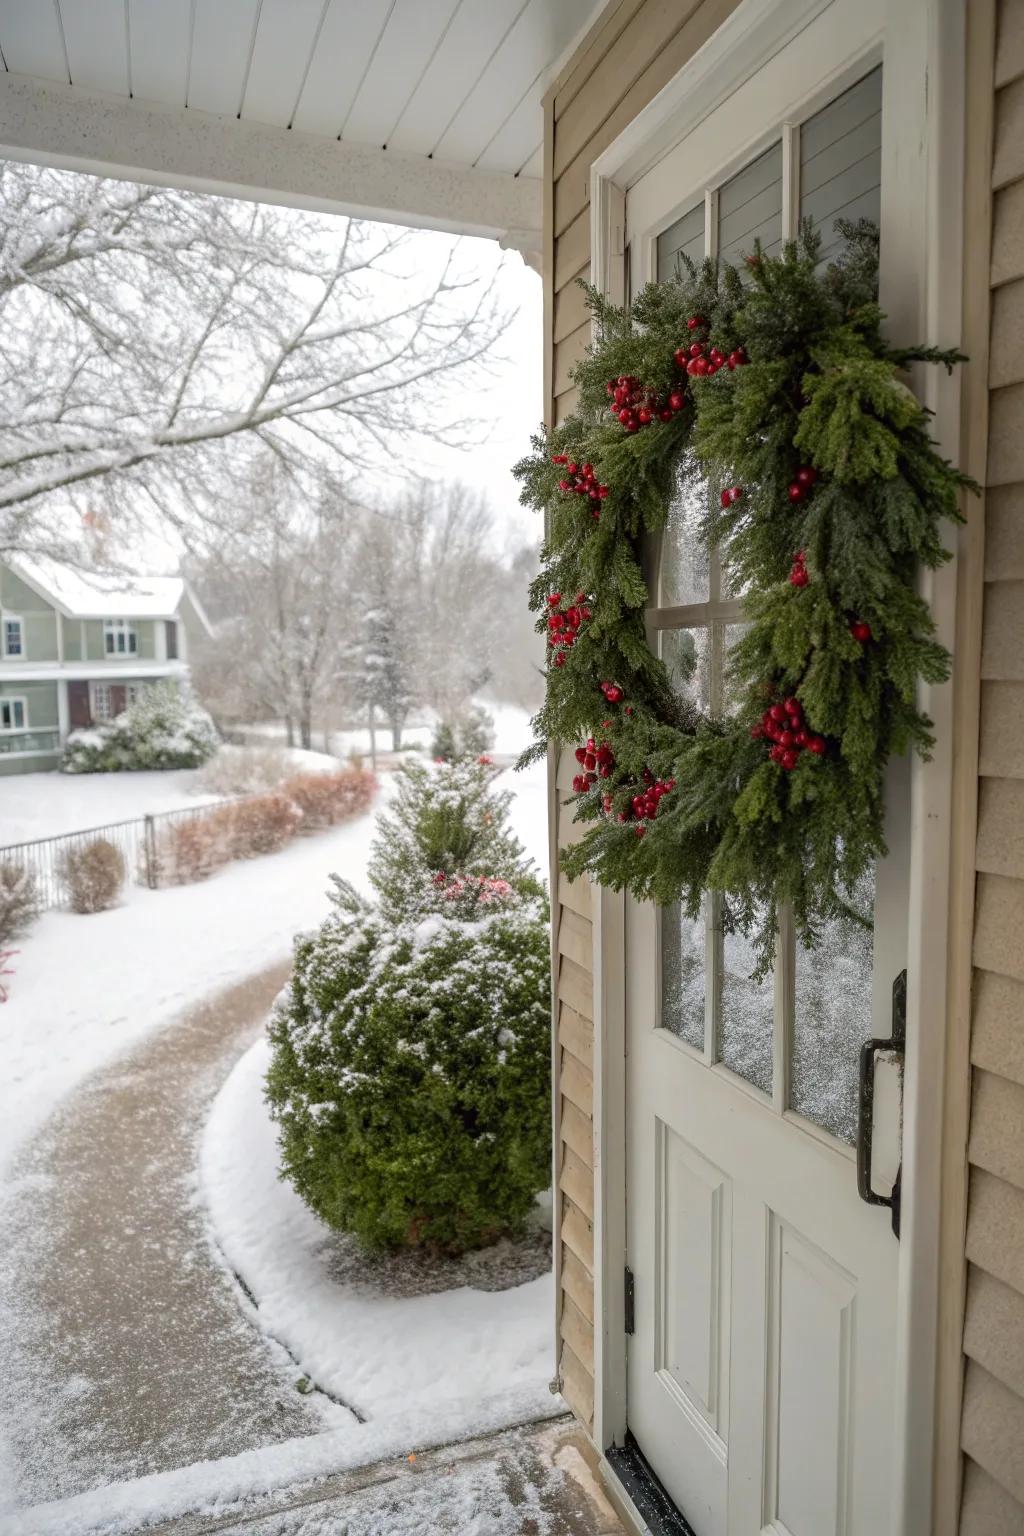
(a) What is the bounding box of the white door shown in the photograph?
[622,8,914,1534]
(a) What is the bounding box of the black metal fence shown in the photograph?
[0,799,244,912]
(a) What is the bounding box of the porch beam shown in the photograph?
[0,72,542,260]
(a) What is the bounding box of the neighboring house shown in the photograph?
[0,2,1020,1534]
[0,556,212,774]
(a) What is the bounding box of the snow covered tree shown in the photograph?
[190,458,357,748]
[0,163,510,560]
[370,757,543,921]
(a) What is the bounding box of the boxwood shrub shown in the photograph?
[266,757,551,1254]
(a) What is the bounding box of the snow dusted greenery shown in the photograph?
[0,164,508,561]
[61,682,219,773]
[0,860,39,945]
[370,757,545,920]
[431,703,495,762]
[267,758,551,1254]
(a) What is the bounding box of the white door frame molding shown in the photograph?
[586,2,967,1531]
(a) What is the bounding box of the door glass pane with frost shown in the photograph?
[791,868,876,1142]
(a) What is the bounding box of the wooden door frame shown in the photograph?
[585,1,969,1531]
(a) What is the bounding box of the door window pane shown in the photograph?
[791,868,875,1143]
[718,902,773,1095]
[657,200,706,284]
[718,142,783,267]
[799,68,882,268]
[658,457,711,607]
[661,902,706,1049]
[659,626,711,710]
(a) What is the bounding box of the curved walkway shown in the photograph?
[0,963,343,1513]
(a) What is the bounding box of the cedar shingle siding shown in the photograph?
[960,5,1024,1524]
[544,0,742,1438]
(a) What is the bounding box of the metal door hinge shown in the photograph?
[624,1265,635,1335]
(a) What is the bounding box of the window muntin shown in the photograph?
[103,618,137,656]
[92,683,113,721]
[0,697,26,730]
[3,616,23,657]
[653,69,884,1140]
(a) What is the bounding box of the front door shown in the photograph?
[67,680,91,729]
[621,10,912,1534]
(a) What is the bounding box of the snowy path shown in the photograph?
[0,963,349,1513]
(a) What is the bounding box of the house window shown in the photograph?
[3,616,23,657]
[165,619,178,660]
[0,697,26,731]
[92,684,113,721]
[104,618,137,656]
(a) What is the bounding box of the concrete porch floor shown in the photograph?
[140,1417,626,1536]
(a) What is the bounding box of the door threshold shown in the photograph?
[604,1433,698,1536]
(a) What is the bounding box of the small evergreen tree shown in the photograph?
[430,703,495,762]
[370,756,543,920]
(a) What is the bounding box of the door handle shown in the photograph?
[857,969,907,1239]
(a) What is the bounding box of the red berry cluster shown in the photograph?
[789,549,809,587]
[750,696,825,770]
[551,454,609,518]
[547,590,591,668]
[600,679,624,704]
[675,339,748,378]
[572,735,615,793]
[849,619,872,644]
[624,771,676,838]
[605,374,686,431]
[786,465,818,503]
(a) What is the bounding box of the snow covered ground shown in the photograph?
[239,699,537,764]
[200,1035,556,1456]
[0,746,339,846]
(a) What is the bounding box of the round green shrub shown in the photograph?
[266,876,551,1254]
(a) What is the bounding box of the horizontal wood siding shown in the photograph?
[543,0,742,1442]
[960,3,1024,1524]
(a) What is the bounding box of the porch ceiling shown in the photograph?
[0,0,601,253]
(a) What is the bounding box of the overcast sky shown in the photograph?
[400,228,544,558]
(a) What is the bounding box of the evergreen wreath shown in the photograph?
[514,223,974,972]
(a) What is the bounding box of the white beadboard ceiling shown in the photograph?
[0,0,600,182]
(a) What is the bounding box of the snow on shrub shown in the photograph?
[0,861,39,944]
[61,681,219,773]
[266,754,550,1255]
[283,768,377,831]
[371,756,543,921]
[194,745,295,796]
[225,793,302,859]
[60,837,125,913]
[266,876,551,1255]
[152,811,233,885]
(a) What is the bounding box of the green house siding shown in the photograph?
[84,620,104,661]
[136,621,156,660]
[23,612,58,661]
[0,754,58,775]
[0,567,50,613]
[62,616,82,661]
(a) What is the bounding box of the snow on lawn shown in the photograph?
[0,747,339,846]
[0,799,385,1180]
[199,1035,557,1463]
